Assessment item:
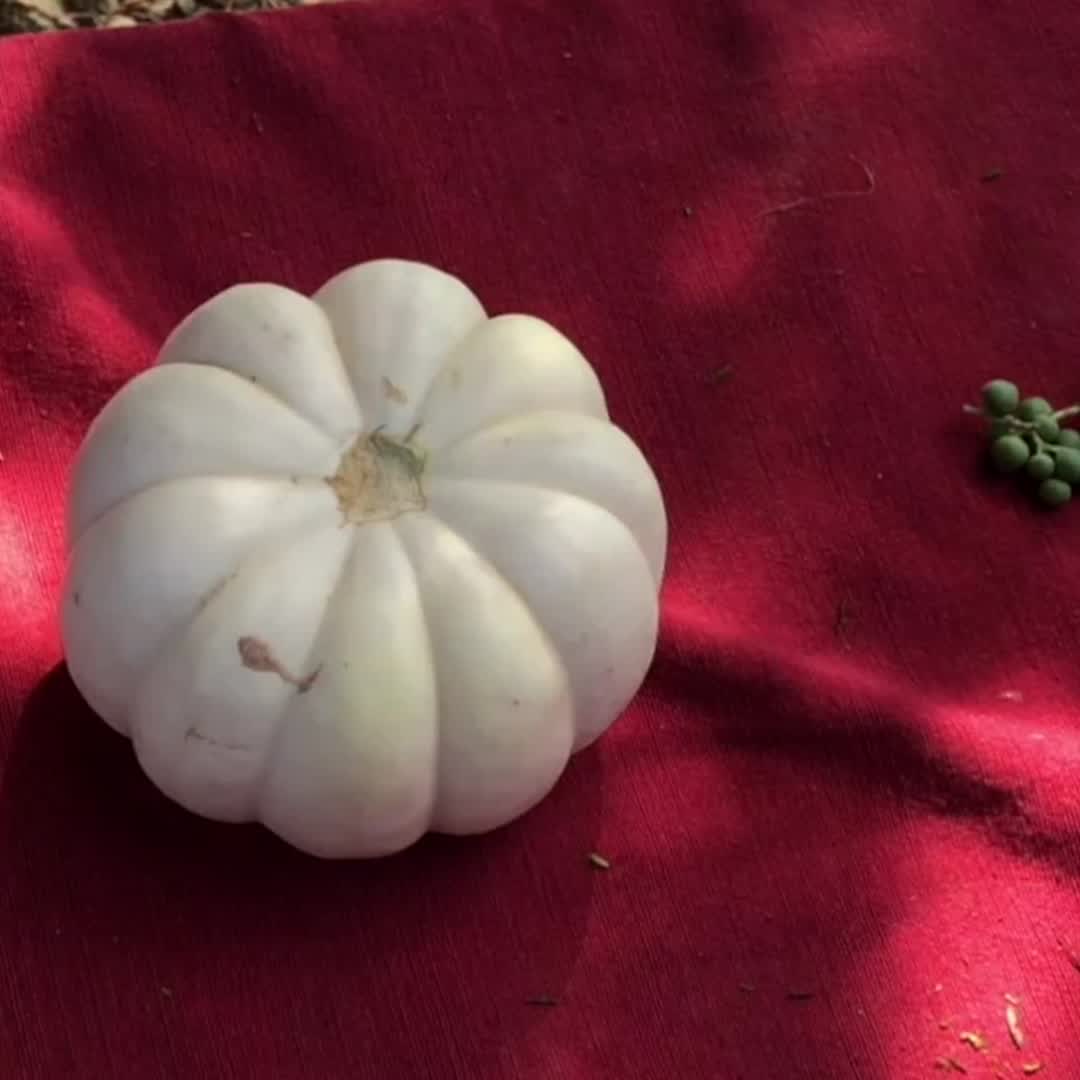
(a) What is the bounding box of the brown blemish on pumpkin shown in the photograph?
[381,375,408,404]
[296,666,322,693]
[237,635,321,693]
[184,727,250,751]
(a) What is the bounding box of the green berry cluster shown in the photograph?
[974,379,1080,507]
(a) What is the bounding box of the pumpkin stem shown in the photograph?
[326,428,428,524]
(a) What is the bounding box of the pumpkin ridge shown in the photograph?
[69,361,340,541]
[252,522,361,818]
[386,517,441,834]
[162,359,344,448]
[118,500,341,742]
[394,511,573,834]
[428,474,658,591]
[402,509,574,735]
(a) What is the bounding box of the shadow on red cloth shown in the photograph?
[653,631,1080,880]
[1,664,606,1072]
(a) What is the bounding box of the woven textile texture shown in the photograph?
[2,3,1080,1077]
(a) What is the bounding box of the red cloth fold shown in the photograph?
[3,3,1080,1077]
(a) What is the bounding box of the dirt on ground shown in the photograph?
[0,0,313,34]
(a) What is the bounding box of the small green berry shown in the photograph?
[1055,447,1080,484]
[981,379,1020,417]
[1060,428,1080,448]
[1038,477,1072,507]
[1026,452,1055,480]
[990,434,1031,472]
[1017,396,1053,420]
[1035,415,1062,442]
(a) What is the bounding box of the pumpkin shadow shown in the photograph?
[1,664,606,1073]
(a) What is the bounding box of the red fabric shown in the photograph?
[3,3,1080,1077]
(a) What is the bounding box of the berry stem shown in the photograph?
[965,403,1080,433]
[1028,430,1064,456]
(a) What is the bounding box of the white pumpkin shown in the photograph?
[61,259,667,858]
